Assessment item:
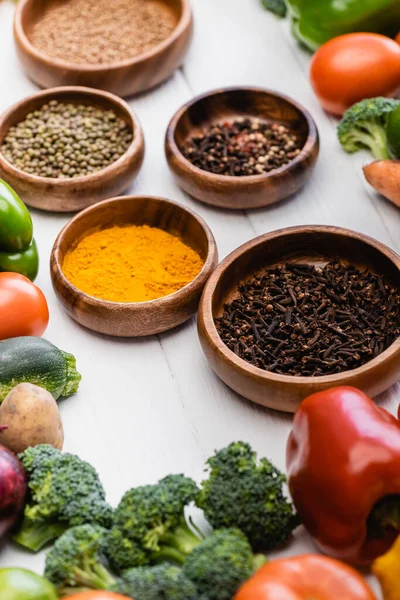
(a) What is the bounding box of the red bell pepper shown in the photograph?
[287,386,400,565]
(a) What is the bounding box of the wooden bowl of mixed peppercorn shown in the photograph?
[165,87,319,210]
[198,225,400,412]
[0,87,144,212]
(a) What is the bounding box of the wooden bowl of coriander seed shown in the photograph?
[0,87,144,212]
[165,87,320,210]
[51,195,218,337]
[14,0,193,98]
[198,225,400,412]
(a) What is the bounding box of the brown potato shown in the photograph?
[0,383,64,453]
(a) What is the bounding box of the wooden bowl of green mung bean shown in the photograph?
[0,86,145,212]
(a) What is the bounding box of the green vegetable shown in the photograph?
[45,524,116,596]
[0,179,32,252]
[337,97,400,160]
[114,564,198,600]
[269,0,400,51]
[13,444,113,552]
[108,474,202,572]
[261,0,287,18]
[182,529,266,600]
[0,568,58,600]
[197,441,298,552]
[0,238,39,281]
[0,179,38,280]
[386,104,400,159]
[0,336,81,402]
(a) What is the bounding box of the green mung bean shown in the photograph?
[1,100,133,179]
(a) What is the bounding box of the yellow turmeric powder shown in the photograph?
[62,224,204,303]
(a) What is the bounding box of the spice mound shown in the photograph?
[30,0,177,66]
[1,101,133,179]
[62,225,204,303]
[182,118,302,176]
[216,262,400,376]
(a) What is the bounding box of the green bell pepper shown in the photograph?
[286,0,400,51]
[0,180,39,281]
[0,568,58,600]
[0,238,39,281]
[0,179,33,252]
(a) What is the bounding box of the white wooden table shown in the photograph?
[0,1,399,595]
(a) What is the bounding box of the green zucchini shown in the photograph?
[0,337,81,402]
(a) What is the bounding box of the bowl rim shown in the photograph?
[165,86,319,185]
[199,224,400,386]
[0,86,144,186]
[51,194,218,308]
[14,0,192,72]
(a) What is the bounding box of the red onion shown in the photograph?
[0,444,27,537]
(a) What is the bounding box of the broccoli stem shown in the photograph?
[12,519,69,551]
[357,123,391,161]
[253,554,267,572]
[59,586,93,597]
[152,518,202,565]
[71,564,116,590]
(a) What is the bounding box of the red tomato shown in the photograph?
[0,272,49,340]
[310,33,400,116]
[64,593,130,600]
[396,32,400,45]
[234,555,375,600]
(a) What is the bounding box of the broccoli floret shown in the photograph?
[13,445,113,552]
[197,442,298,552]
[182,529,265,600]
[261,0,287,18]
[44,525,116,596]
[107,474,202,572]
[114,564,198,600]
[337,97,400,160]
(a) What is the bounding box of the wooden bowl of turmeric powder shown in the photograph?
[50,195,218,337]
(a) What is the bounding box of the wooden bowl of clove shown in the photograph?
[198,225,400,412]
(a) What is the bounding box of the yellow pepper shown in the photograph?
[372,536,400,600]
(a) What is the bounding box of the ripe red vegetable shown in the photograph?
[0,443,27,538]
[0,272,49,340]
[287,386,400,565]
[234,555,376,600]
[310,33,400,116]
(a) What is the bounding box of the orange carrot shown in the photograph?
[363,160,400,208]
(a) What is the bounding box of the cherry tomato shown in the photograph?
[0,272,49,340]
[396,32,400,45]
[310,33,400,116]
[64,593,130,600]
